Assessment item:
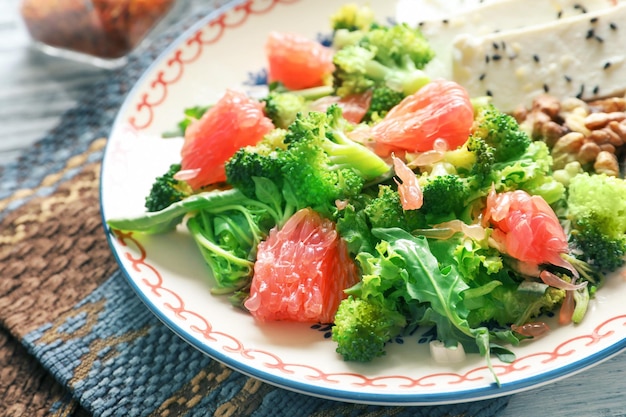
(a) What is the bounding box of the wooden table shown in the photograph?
[1,1,624,415]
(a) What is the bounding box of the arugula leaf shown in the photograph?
[368,227,506,385]
[372,228,474,337]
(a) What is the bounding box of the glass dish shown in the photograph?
[19,0,183,69]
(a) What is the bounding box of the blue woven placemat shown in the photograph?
[0,2,512,416]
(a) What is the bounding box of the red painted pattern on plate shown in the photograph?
[111,231,626,390]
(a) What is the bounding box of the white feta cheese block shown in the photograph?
[452,2,626,112]
[397,0,617,80]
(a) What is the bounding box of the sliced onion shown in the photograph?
[392,155,423,210]
[414,228,457,240]
[559,290,575,325]
[335,199,349,210]
[511,322,550,338]
[174,168,201,181]
[539,270,587,291]
[433,138,450,152]
[547,253,580,279]
[429,340,466,364]
[435,219,487,241]
[406,150,445,168]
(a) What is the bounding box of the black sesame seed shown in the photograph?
[564,75,572,82]
[610,22,618,30]
[595,35,604,43]
[501,41,506,50]
[586,28,595,39]
[418,21,425,26]
[533,54,540,63]
[492,42,499,49]
[543,84,549,93]
[593,85,600,95]
[479,73,486,81]
[486,90,493,97]
[590,17,598,23]
[604,61,612,70]
[557,10,563,18]
[485,55,490,63]
[442,19,449,24]
[573,3,587,12]
[492,54,502,61]
[576,83,585,99]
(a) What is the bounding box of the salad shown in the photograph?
[106,3,626,383]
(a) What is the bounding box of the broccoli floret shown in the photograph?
[361,24,435,73]
[364,185,404,229]
[570,222,626,272]
[330,3,375,32]
[281,105,390,209]
[260,84,339,128]
[441,133,496,185]
[225,149,284,199]
[363,86,405,123]
[421,174,471,220]
[228,105,390,211]
[331,23,433,97]
[332,296,406,362]
[466,135,496,181]
[443,136,563,205]
[145,163,193,212]
[364,185,426,230]
[566,173,626,272]
[472,104,531,163]
[225,129,288,198]
[260,92,307,129]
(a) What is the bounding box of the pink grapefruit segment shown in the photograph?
[266,31,335,90]
[244,208,359,323]
[178,89,274,190]
[370,80,474,153]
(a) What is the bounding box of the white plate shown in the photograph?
[100,0,626,405]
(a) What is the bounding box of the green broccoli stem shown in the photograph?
[363,60,430,96]
[571,287,590,324]
[323,130,390,180]
[332,28,367,49]
[273,85,335,101]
